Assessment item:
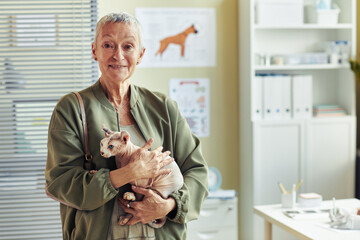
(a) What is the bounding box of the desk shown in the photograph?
[254,198,360,240]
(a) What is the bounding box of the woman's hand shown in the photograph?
[128,138,174,180]
[109,138,174,189]
[119,185,176,225]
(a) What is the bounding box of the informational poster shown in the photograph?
[135,8,216,68]
[169,78,210,137]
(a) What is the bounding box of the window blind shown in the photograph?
[0,1,98,239]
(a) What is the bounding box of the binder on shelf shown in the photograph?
[252,75,263,121]
[292,76,302,118]
[271,75,283,120]
[280,75,292,120]
[302,75,312,119]
[263,75,275,120]
[292,75,313,119]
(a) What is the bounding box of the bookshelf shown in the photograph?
[239,0,357,239]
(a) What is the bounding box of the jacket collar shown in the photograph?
[129,84,139,109]
[91,80,155,148]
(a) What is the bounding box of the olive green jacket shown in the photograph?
[45,80,208,240]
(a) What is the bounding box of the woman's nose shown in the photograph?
[113,47,124,60]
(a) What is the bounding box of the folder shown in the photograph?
[281,75,292,119]
[263,75,274,120]
[302,75,312,119]
[292,75,304,119]
[292,75,313,119]
[252,75,263,121]
[263,75,284,120]
[272,75,283,120]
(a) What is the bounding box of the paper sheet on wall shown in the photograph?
[135,8,216,68]
[169,78,210,137]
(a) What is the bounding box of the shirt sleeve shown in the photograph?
[166,98,209,224]
[45,94,118,211]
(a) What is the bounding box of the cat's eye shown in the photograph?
[108,145,114,149]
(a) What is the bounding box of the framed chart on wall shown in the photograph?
[169,78,210,137]
[135,8,216,68]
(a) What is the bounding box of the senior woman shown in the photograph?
[45,12,208,240]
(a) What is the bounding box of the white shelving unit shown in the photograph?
[254,24,353,29]
[255,64,349,70]
[239,0,357,239]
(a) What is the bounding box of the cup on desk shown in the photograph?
[281,191,296,208]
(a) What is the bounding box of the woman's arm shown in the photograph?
[45,95,119,210]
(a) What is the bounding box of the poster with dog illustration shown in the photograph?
[135,8,216,68]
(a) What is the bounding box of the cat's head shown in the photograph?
[100,127,130,158]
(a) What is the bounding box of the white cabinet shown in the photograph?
[239,0,357,239]
[187,197,238,240]
[306,117,356,200]
[253,121,304,205]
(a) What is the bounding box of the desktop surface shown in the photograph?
[254,198,360,240]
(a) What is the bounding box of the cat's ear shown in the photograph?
[102,126,112,137]
[120,131,130,144]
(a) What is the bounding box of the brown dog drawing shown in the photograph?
[155,24,198,57]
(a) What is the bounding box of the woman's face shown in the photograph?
[92,22,145,84]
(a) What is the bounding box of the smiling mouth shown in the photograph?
[109,65,126,69]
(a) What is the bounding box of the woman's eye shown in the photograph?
[108,145,114,149]
[103,43,113,49]
[125,44,133,50]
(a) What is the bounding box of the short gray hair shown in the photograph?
[93,12,144,51]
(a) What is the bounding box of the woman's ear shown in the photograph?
[92,42,97,61]
[137,47,146,65]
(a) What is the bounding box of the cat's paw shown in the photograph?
[123,192,136,201]
[118,215,130,225]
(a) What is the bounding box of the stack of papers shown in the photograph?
[313,105,346,117]
[283,208,331,220]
